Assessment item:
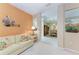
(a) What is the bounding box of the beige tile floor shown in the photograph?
[21,37,77,55]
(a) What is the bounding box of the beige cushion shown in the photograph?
[0,36,16,45]
[7,36,16,44]
[15,35,22,43]
[0,40,33,55]
[0,44,20,55]
[20,35,32,42]
[0,37,10,45]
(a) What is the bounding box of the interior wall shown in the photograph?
[0,3,32,37]
[58,3,79,52]
[58,4,65,48]
[64,4,79,52]
[33,13,42,40]
[37,14,42,40]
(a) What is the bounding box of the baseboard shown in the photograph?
[63,48,79,54]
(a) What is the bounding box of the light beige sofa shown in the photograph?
[0,34,34,55]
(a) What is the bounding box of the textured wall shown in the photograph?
[0,3,32,37]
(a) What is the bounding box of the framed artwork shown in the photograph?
[2,16,20,27]
[65,8,79,33]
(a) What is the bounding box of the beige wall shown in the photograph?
[58,3,79,51]
[64,4,79,51]
[57,4,65,48]
[0,4,32,37]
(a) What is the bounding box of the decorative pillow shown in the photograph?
[20,35,32,42]
[15,35,22,43]
[8,36,16,44]
[4,36,15,45]
[1,36,16,45]
[0,40,6,50]
[0,37,10,46]
[20,35,28,42]
[27,35,32,40]
[4,38,10,45]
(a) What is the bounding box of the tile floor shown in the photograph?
[21,37,77,55]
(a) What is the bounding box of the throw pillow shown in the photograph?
[0,41,6,50]
[20,35,28,42]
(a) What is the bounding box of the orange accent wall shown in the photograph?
[0,3,32,37]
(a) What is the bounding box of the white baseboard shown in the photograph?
[63,48,79,54]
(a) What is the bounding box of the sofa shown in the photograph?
[0,34,34,55]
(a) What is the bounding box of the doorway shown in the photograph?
[41,4,58,47]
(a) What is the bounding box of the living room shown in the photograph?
[0,3,79,55]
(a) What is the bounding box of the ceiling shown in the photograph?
[10,3,61,19]
[42,3,60,20]
[10,3,48,15]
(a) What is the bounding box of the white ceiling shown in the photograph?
[10,3,60,17]
[42,3,60,20]
[10,3,48,15]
